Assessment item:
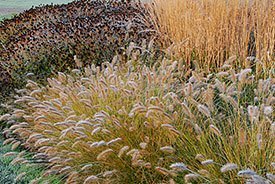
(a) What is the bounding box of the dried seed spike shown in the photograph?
[238,68,252,82]
[155,167,170,176]
[139,142,147,149]
[118,146,130,158]
[263,106,273,115]
[180,102,194,119]
[84,175,99,184]
[201,159,214,165]
[194,124,203,134]
[3,152,17,157]
[220,163,238,173]
[266,173,275,183]
[3,138,15,145]
[81,164,93,171]
[225,55,237,65]
[185,173,199,183]
[195,154,205,161]
[238,128,246,146]
[209,124,221,136]
[126,149,138,156]
[103,170,117,178]
[10,157,25,165]
[59,166,72,173]
[107,138,122,146]
[0,114,11,121]
[11,141,21,150]
[160,146,175,154]
[14,172,26,183]
[237,169,256,177]
[198,104,211,117]
[256,134,262,150]
[97,149,113,161]
[170,163,187,171]
[91,127,101,135]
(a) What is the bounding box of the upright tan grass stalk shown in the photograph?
[151,0,274,71]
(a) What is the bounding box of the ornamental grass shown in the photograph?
[2,54,274,183]
[151,0,274,71]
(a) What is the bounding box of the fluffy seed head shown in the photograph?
[84,175,99,184]
[170,162,188,171]
[201,159,214,165]
[160,146,175,153]
[197,104,211,117]
[220,163,238,173]
[237,169,256,177]
[184,173,199,183]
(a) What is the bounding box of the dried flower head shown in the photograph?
[220,163,238,173]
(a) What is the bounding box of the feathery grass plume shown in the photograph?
[10,157,26,165]
[184,173,199,183]
[237,169,256,177]
[139,142,147,149]
[238,128,247,147]
[83,175,99,184]
[14,172,27,183]
[209,124,221,137]
[0,113,11,121]
[170,163,188,171]
[195,154,205,162]
[197,104,211,117]
[155,167,171,176]
[256,134,263,150]
[3,152,18,157]
[247,105,259,123]
[238,69,252,83]
[194,124,203,135]
[266,173,275,183]
[59,166,72,174]
[251,175,271,183]
[220,163,238,173]
[263,106,273,116]
[201,160,214,166]
[198,169,210,178]
[2,138,15,145]
[160,146,175,154]
[102,170,117,178]
[11,141,21,150]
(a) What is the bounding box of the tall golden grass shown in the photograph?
[151,0,274,71]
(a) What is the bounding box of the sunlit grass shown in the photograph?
[2,52,274,183]
[151,0,274,71]
[0,0,274,183]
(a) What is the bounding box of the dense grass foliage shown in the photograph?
[0,0,274,183]
[0,0,155,98]
[0,138,62,184]
[151,0,274,71]
[2,53,274,183]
